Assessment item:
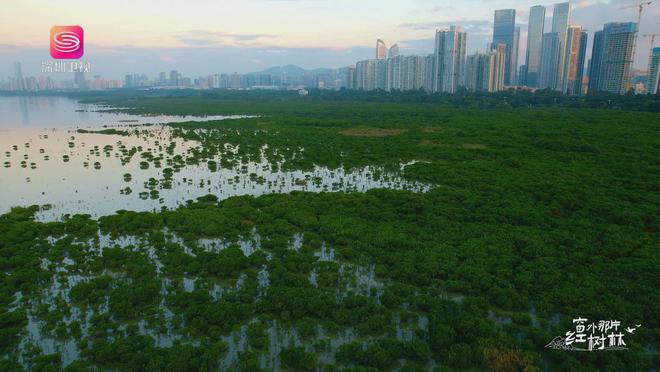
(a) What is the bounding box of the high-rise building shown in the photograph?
[588,30,604,93]
[352,53,433,92]
[492,45,507,92]
[386,55,402,90]
[646,47,660,94]
[169,70,179,86]
[74,71,87,90]
[423,55,435,92]
[539,32,560,89]
[230,72,241,89]
[573,30,588,95]
[433,26,467,93]
[525,5,546,87]
[465,50,506,92]
[518,65,527,86]
[402,56,417,90]
[465,54,481,92]
[590,22,638,94]
[375,59,388,90]
[388,44,400,59]
[346,66,356,89]
[356,59,378,90]
[13,62,25,91]
[211,74,221,89]
[575,30,588,95]
[552,2,571,91]
[564,26,586,95]
[376,39,387,60]
[492,9,517,86]
[512,27,520,85]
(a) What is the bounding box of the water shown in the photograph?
[0,96,430,220]
[0,96,246,129]
[2,96,434,369]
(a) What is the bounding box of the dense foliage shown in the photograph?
[0,92,658,370]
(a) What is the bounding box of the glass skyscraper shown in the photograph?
[564,26,587,95]
[492,9,517,86]
[647,47,660,94]
[575,30,588,95]
[539,32,560,89]
[525,5,545,87]
[552,2,570,92]
[588,30,604,94]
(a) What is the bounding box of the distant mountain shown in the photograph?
[254,65,307,77]
[252,65,344,77]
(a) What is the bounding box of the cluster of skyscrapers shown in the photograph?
[3,65,346,92]
[347,1,658,96]
[3,1,659,95]
[347,28,473,93]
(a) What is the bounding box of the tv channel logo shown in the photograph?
[50,26,84,59]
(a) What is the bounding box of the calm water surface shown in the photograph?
[0,96,429,220]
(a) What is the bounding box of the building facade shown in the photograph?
[376,39,387,60]
[434,26,467,93]
[591,22,638,94]
[564,26,587,95]
[552,2,571,91]
[388,44,400,59]
[525,5,546,87]
[539,33,560,89]
[465,50,506,92]
[492,9,517,86]
[646,47,660,94]
[588,30,604,93]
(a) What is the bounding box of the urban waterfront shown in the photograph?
[1,0,659,371]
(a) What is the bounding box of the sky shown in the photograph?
[1,0,660,79]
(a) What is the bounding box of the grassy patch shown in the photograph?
[339,128,407,137]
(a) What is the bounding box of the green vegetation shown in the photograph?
[76,128,130,136]
[1,91,658,370]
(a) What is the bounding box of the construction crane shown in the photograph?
[621,1,653,27]
[643,33,660,47]
[620,1,654,90]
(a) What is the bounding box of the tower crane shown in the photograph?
[620,1,654,89]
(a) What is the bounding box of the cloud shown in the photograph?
[174,30,278,46]
[398,20,493,35]
[430,6,454,13]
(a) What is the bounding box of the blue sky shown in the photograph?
[1,0,659,78]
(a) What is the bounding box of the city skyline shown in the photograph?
[3,2,654,95]
[340,0,649,96]
[2,0,660,79]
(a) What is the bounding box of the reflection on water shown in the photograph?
[0,129,428,220]
[0,96,430,220]
[2,96,436,369]
[0,96,248,129]
[1,126,429,220]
